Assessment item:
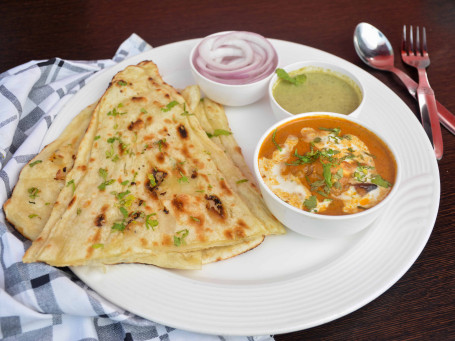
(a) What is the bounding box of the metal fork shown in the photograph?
[401,25,443,160]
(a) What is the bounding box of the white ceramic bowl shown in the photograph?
[253,112,401,239]
[189,32,279,107]
[268,61,365,121]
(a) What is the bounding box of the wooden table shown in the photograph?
[2,0,454,339]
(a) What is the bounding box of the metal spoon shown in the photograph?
[354,22,455,135]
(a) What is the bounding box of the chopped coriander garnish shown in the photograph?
[117,80,127,86]
[316,190,329,197]
[29,160,42,167]
[141,108,148,114]
[119,206,129,218]
[77,208,82,215]
[286,147,320,166]
[107,108,126,116]
[98,179,115,190]
[106,145,115,159]
[121,180,129,186]
[148,173,156,187]
[28,187,40,199]
[180,103,193,116]
[99,168,108,180]
[94,135,101,141]
[190,216,200,222]
[272,128,282,152]
[112,221,126,232]
[236,179,248,184]
[206,129,232,138]
[174,229,189,246]
[92,243,104,249]
[178,171,189,183]
[119,194,135,207]
[322,162,333,188]
[371,174,392,188]
[107,136,119,144]
[310,179,325,190]
[116,190,131,200]
[145,213,159,230]
[276,68,307,85]
[161,100,179,112]
[304,195,317,211]
[156,139,166,152]
[67,179,76,193]
[319,127,341,136]
[98,168,115,190]
[28,214,39,219]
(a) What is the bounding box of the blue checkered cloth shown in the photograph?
[0,33,273,341]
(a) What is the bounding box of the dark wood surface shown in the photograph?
[3,0,454,339]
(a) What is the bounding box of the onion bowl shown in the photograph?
[253,112,401,239]
[189,31,279,106]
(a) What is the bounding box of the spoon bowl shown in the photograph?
[354,22,395,71]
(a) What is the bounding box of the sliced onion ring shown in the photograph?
[193,31,278,85]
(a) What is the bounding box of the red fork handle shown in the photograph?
[416,68,443,160]
[391,66,455,136]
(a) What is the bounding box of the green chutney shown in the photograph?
[272,67,362,115]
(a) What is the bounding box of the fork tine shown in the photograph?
[416,26,421,55]
[422,27,428,55]
[402,25,407,55]
[409,25,414,55]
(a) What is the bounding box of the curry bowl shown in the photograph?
[189,31,279,106]
[269,61,365,121]
[253,112,401,238]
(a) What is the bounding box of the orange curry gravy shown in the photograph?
[258,115,397,215]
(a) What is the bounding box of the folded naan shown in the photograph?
[4,103,95,240]
[20,61,284,269]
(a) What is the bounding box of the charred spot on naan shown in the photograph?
[191,169,198,179]
[177,124,188,139]
[128,118,144,132]
[161,234,172,246]
[86,228,103,258]
[171,195,186,213]
[205,194,225,220]
[54,168,66,180]
[94,213,106,227]
[68,196,76,208]
[132,96,147,102]
[223,222,249,240]
[156,153,165,163]
[219,179,233,196]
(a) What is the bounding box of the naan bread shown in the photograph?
[21,61,284,269]
[3,103,95,240]
[182,86,283,235]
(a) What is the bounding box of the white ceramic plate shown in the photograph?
[42,39,440,336]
